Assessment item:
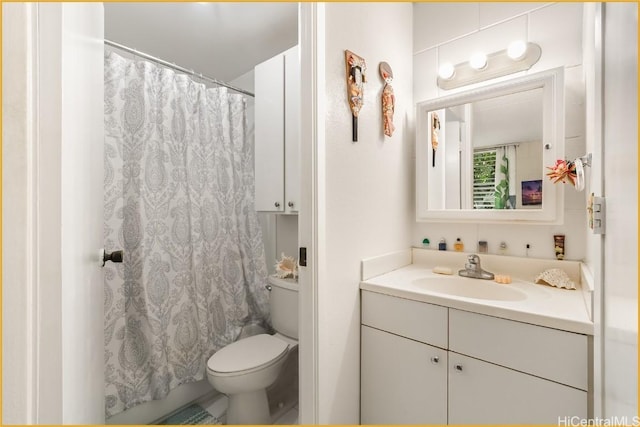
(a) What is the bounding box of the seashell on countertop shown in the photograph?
[535,268,576,290]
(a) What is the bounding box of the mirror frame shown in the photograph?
[416,67,565,224]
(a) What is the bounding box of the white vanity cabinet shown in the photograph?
[254,45,299,213]
[361,291,448,424]
[448,309,588,424]
[448,353,586,424]
[361,326,448,424]
[360,290,589,424]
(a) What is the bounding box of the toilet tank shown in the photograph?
[268,276,298,339]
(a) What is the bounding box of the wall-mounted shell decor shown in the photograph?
[379,61,395,137]
[345,50,366,142]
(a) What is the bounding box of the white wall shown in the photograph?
[413,3,588,260]
[2,3,34,423]
[276,215,299,265]
[319,3,414,423]
[601,2,638,417]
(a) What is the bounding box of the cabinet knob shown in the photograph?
[430,356,439,364]
[274,202,281,208]
[455,364,463,372]
[288,201,294,208]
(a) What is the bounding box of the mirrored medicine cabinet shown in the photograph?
[416,67,565,224]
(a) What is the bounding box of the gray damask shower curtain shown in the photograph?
[103,51,269,417]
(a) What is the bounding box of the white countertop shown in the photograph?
[360,263,594,335]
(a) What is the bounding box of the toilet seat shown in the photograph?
[207,334,288,376]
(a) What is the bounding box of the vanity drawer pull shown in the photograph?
[430,356,439,364]
[455,364,464,372]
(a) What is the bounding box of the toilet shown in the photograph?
[206,276,298,425]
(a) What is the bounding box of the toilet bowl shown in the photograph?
[207,333,295,424]
[206,277,298,425]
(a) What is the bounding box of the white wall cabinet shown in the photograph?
[254,45,299,213]
[360,290,589,424]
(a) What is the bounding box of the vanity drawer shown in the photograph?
[449,309,588,390]
[361,290,448,348]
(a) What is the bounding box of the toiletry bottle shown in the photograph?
[478,240,488,253]
[454,238,464,252]
[438,238,447,251]
[499,241,507,255]
[422,238,430,248]
[554,235,565,260]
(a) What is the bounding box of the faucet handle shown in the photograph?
[467,254,480,264]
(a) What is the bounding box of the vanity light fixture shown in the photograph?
[437,42,542,90]
[507,40,528,60]
[469,52,488,70]
[438,62,456,80]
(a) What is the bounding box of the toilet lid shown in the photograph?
[207,334,288,373]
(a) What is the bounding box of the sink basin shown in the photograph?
[412,276,527,301]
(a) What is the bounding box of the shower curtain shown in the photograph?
[103,51,269,418]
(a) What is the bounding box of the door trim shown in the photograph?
[298,2,324,423]
[588,2,604,418]
[2,3,42,423]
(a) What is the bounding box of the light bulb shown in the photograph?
[507,40,528,60]
[438,63,455,80]
[469,52,487,70]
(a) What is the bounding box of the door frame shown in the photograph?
[587,2,605,418]
[4,2,323,424]
[2,3,43,423]
[3,3,65,422]
[2,3,105,424]
[298,2,323,423]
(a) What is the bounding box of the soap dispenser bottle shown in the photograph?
[454,238,464,252]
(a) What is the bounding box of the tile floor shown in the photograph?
[274,405,298,425]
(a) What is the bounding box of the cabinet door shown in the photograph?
[448,353,587,424]
[361,326,447,424]
[283,45,299,213]
[449,309,588,390]
[254,53,285,212]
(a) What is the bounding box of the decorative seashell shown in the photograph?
[274,253,298,279]
[535,268,576,290]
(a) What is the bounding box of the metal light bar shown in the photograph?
[437,42,542,90]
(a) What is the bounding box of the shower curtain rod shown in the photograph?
[104,39,255,98]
